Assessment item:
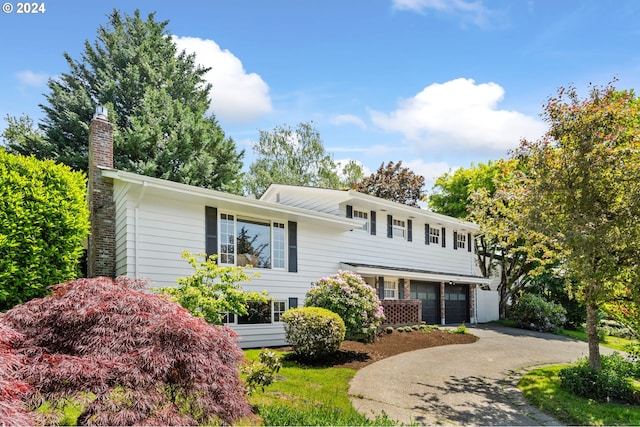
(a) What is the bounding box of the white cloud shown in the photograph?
[403,159,458,190]
[369,78,546,156]
[173,36,272,123]
[391,0,505,28]
[16,70,49,87]
[331,114,367,129]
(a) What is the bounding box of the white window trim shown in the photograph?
[353,209,369,232]
[429,227,440,245]
[384,279,398,300]
[392,219,406,239]
[219,212,287,270]
[457,232,466,249]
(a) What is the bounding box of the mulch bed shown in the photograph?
[283,329,478,370]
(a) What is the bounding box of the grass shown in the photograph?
[558,328,635,352]
[519,365,640,426]
[243,349,398,426]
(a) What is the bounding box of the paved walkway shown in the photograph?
[349,324,615,426]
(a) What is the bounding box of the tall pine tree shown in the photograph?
[4,10,243,193]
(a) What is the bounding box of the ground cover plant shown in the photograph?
[519,365,640,426]
[0,277,252,425]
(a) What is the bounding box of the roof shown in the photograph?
[261,184,480,231]
[99,168,362,231]
[340,262,490,284]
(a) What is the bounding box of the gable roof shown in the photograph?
[261,184,479,231]
[99,168,362,231]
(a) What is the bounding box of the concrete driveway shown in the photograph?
[349,324,615,426]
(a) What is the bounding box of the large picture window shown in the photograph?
[237,218,271,268]
[219,213,286,270]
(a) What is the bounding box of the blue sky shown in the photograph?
[2,0,640,190]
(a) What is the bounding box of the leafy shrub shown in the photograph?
[305,270,384,342]
[0,150,90,310]
[385,326,394,334]
[600,318,636,339]
[0,277,252,425]
[559,353,638,403]
[282,307,346,360]
[154,251,266,325]
[452,324,467,334]
[510,294,567,333]
[242,349,282,394]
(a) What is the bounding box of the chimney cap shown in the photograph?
[93,105,108,120]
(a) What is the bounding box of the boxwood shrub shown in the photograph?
[282,307,345,360]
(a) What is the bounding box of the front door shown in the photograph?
[444,283,469,324]
[410,281,440,324]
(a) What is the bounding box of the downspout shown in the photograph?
[133,182,147,278]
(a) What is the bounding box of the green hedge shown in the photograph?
[0,149,89,310]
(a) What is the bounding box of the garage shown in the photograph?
[409,281,440,324]
[444,283,469,324]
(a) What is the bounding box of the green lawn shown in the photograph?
[558,328,635,352]
[519,365,640,426]
[243,349,398,426]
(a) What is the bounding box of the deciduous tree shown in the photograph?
[351,161,426,207]
[3,9,243,193]
[245,122,359,197]
[517,82,640,369]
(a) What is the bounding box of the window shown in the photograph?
[392,219,406,238]
[384,280,398,299]
[237,218,271,268]
[219,213,286,269]
[238,301,272,324]
[272,222,285,269]
[353,209,369,231]
[457,232,466,250]
[220,214,235,264]
[273,301,286,322]
[429,227,440,244]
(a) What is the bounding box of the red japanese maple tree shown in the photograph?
[0,277,252,425]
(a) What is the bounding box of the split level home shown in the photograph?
[86,107,497,348]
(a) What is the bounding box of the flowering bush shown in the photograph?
[305,270,385,342]
[510,293,567,333]
[282,307,345,360]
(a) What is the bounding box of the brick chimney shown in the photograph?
[87,106,116,278]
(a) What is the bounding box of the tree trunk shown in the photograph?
[586,303,601,370]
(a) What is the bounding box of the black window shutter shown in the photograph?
[425,224,430,245]
[468,233,472,252]
[288,297,298,309]
[453,231,458,250]
[387,215,393,238]
[205,207,218,258]
[441,227,446,248]
[399,278,405,299]
[346,205,353,218]
[370,211,376,235]
[378,276,385,300]
[288,221,298,272]
[407,219,413,242]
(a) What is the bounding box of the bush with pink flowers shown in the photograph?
[305,271,385,342]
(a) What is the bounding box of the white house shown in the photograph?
[87,108,495,348]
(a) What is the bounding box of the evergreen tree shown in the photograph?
[3,9,243,192]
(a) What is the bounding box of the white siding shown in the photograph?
[112,181,485,347]
[476,289,499,323]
